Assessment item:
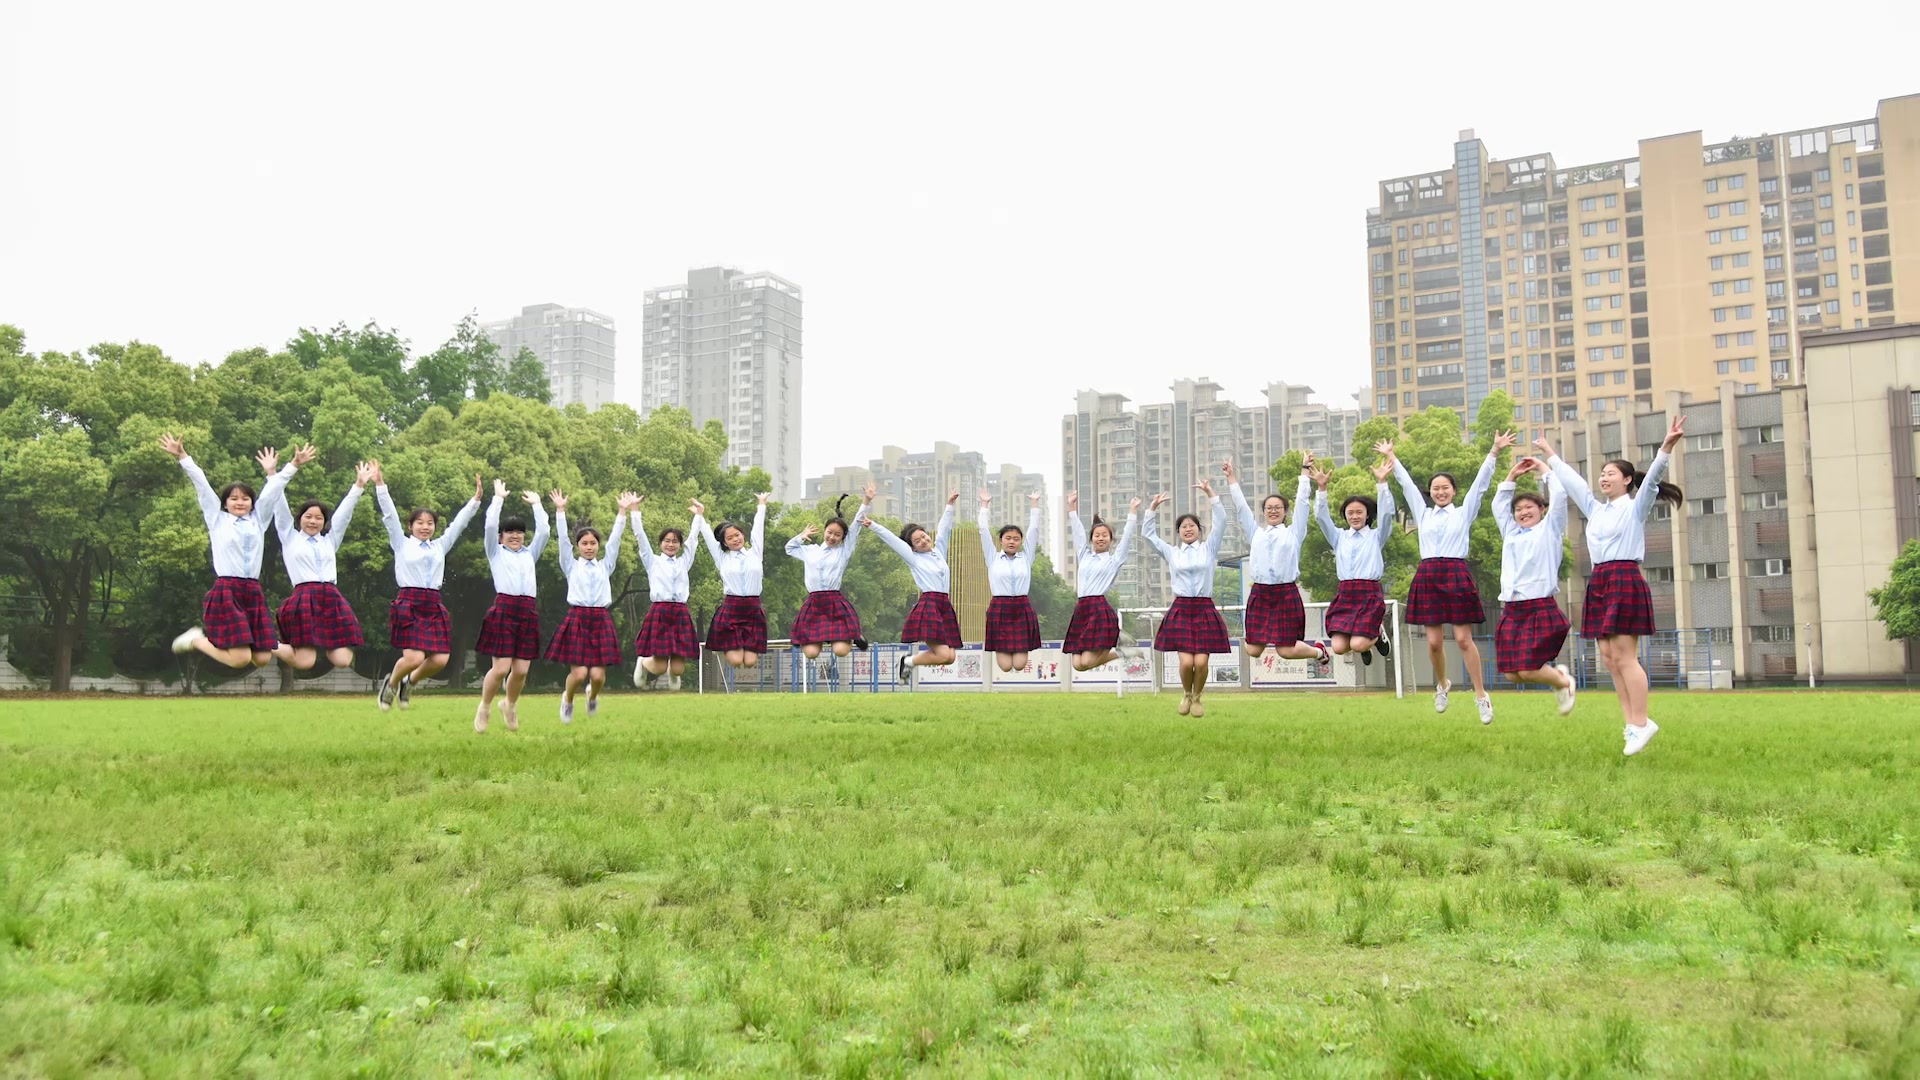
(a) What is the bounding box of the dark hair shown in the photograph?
[1174,512,1203,535]
[572,524,602,544]
[900,522,929,546]
[498,516,529,536]
[657,527,685,546]
[823,495,852,540]
[996,524,1024,541]
[716,521,747,548]
[1428,472,1459,492]
[1608,459,1684,507]
[1340,495,1378,528]
[218,481,257,508]
[1262,493,1290,515]
[293,498,331,530]
[1089,515,1114,542]
[1510,491,1550,515]
[407,508,438,529]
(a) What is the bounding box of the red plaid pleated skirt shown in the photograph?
[475,593,542,660]
[545,605,621,666]
[1062,595,1120,653]
[902,591,963,647]
[1406,557,1486,626]
[1325,578,1387,637]
[1154,595,1230,655]
[706,594,768,653]
[984,595,1041,653]
[1495,596,1570,673]
[1582,560,1656,639]
[275,581,363,649]
[790,589,862,645]
[633,600,699,659]
[1243,582,1307,647]
[389,587,452,653]
[202,576,277,650]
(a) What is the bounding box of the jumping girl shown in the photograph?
[695,493,772,675]
[631,498,703,690]
[1391,432,1513,724]
[1224,455,1331,672]
[786,484,875,662]
[861,490,963,684]
[268,452,375,673]
[1141,481,1231,717]
[1537,415,1686,755]
[163,435,297,669]
[1311,451,1397,663]
[473,481,550,732]
[1492,456,1576,715]
[375,469,483,711]
[546,490,637,722]
[1063,491,1141,672]
[977,489,1045,674]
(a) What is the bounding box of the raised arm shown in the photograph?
[375,484,405,550]
[694,512,725,565]
[256,464,295,524]
[1204,496,1228,563]
[439,493,482,552]
[1633,451,1673,522]
[933,505,955,560]
[602,510,627,576]
[1111,511,1139,565]
[784,531,810,558]
[686,513,711,570]
[1458,450,1500,522]
[554,508,574,574]
[1391,456,1427,524]
[1374,482,1396,551]
[865,518,917,562]
[1288,470,1313,544]
[1069,510,1089,557]
[1021,503,1042,568]
[750,502,767,560]
[1227,481,1259,539]
[327,484,364,550]
[483,494,503,561]
[1313,490,1341,548]
[1493,483,1516,534]
[976,504,998,565]
[631,509,655,567]
[270,485,297,544]
[1546,471,1570,536]
[178,456,223,530]
[1544,455,1600,519]
[527,502,551,562]
[1140,508,1175,562]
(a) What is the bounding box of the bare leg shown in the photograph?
[1190,654,1211,716]
[505,658,531,704]
[588,666,606,698]
[1453,624,1488,698]
[190,637,257,669]
[1424,625,1448,688]
[1242,641,1268,658]
[416,652,450,680]
[325,648,354,669]
[1610,634,1651,725]
[642,656,670,676]
[801,643,822,659]
[1601,638,1635,720]
[667,657,687,676]
[1348,634,1378,653]
[742,651,759,668]
[389,650,426,688]
[1329,633,1353,655]
[1273,641,1326,661]
[480,656,512,713]
[563,665,587,702]
[831,641,852,657]
[273,644,320,670]
[1009,651,1029,671]
[1508,665,1573,688]
[912,644,955,667]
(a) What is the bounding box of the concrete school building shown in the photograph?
[1548,323,1920,682]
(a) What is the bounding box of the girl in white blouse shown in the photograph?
[1535,414,1686,756]
[630,499,705,691]
[267,455,375,674]
[862,491,964,684]
[1311,452,1399,663]
[1141,481,1231,718]
[694,494,772,674]
[977,489,1046,674]
[161,435,296,670]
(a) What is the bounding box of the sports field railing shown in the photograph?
[1456,628,1729,693]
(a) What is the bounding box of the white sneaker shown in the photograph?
[634,655,648,687]
[1476,695,1494,725]
[1553,665,1576,716]
[171,627,206,655]
[474,703,490,733]
[502,700,518,732]
[1434,680,1451,714]
[1623,719,1659,757]
[560,697,574,725]
[668,672,682,691]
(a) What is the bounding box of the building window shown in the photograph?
[1746,558,1790,577]
[1731,227,1748,241]
[1647,567,1675,583]
[1742,491,1787,510]
[1692,433,1723,451]
[1693,497,1722,515]
[1691,562,1729,580]
[1708,231,1723,245]
[1716,361,1731,375]
[1752,625,1795,643]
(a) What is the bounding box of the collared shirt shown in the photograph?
[1493,476,1570,602]
[1548,450,1672,564]
[1314,483,1396,581]
[1141,498,1226,598]
[864,505,954,593]
[1231,473,1314,584]
[979,504,1044,597]
[697,504,766,597]
[271,480,363,586]
[1069,510,1137,597]
[1394,452,1498,560]
[785,501,870,591]
[556,508,625,608]
[182,456,293,579]
[632,509,699,603]
[483,496,551,598]
[377,485,481,590]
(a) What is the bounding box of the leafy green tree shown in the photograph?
[1029,550,1079,639]
[411,314,507,415]
[504,347,553,404]
[1869,540,1920,641]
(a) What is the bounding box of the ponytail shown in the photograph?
[1610,458,1683,507]
[822,494,853,541]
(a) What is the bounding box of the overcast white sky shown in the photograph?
[6,1,1918,562]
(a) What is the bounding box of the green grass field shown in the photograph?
[2,691,1918,1078]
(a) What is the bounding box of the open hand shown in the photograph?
[1371,458,1393,483]
[1066,490,1078,513]
[493,478,508,500]
[1027,490,1041,506]
[1148,492,1169,511]
[863,481,877,501]
[1662,414,1688,452]
[549,489,569,511]
[158,433,186,459]
[1532,435,1556,459]
[1507,458,1534,483]
[689,498,706,517]
[799,525,817,542]
[354,461,375,488]
[1371,439,1395,459]
[1494,430,1518,452]
[616,491,640,513]
[522,489,541,507]
[291,443,318,467]
[1129,497,1142,514]
[256,447,279,475]
[978,488,991,508]
[1194,479,1215,499]
[1311,464,1332,489]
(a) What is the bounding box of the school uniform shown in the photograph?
[786,502,869,646]
[473,497,551,661]
[1231,473,1314,647]
[631,510,701,659]
[543,509,625,667]
[866,506,962,647]
[979,505,1044,653]
[1547,452,1671,639]
[1492,477,1572,672]
[377,485,481,654]
[1313,483,1396,637]
[1141,500,1231,655]
[1394,453,1496,627]
[1062,510,1138,654]
[181,456,293,650]
[270,479,365,649]
[699,505,769,653]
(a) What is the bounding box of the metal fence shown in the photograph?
[1457,629,1728,692]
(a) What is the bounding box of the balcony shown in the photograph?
[1797,313,1825,327]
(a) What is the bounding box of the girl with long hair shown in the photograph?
[786,484,875,663]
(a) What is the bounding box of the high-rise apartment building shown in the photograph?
[641,267,803,499]
[1264,382,1368,468]
[480,304,617,409]
[1366,94,1920,439]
